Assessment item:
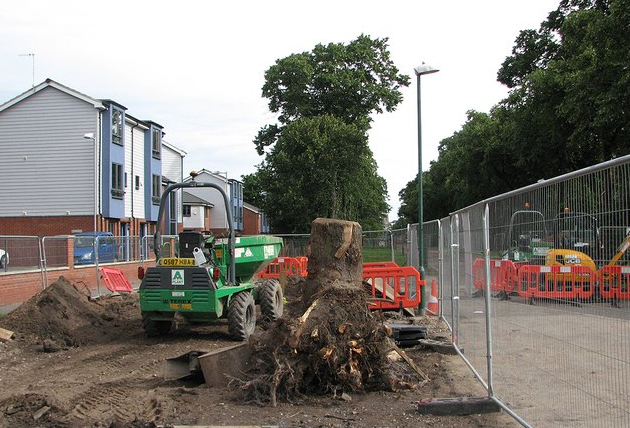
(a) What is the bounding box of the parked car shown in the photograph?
[74,232,120,265]
[0,248,8,268]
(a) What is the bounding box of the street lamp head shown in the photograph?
[83,132,95,140]
[414,63,439,76]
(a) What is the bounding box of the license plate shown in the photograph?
[160,258,195,266]
[172,291,185,297]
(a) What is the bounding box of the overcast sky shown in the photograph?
[0,0,559,219]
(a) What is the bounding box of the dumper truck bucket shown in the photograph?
[164,350,207,381]
[164,344,253,386]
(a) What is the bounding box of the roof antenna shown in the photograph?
[19,53,35,88]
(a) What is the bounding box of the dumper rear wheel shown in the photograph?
[142,313,172,337]
[259,279,283,321]
[228,292,256,340]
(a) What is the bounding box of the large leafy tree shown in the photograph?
[249,35,409,233]
[498,0,629,164]
[396,0,630,225]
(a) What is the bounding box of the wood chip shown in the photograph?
[0,327,14,342]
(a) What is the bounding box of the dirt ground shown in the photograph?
[0,277,520,428]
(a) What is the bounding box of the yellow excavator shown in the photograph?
[544,209,630,270]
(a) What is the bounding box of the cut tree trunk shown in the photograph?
[304,218,363,304]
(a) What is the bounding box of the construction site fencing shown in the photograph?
[0,235,42,273]
[277,229,410,266]
[414,155,630,428]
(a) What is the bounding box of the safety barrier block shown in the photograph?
[99,267,134,293]
[256,257,308,279]
[517,264,595,300]
[598,265,630,300]
[472,258,518,293]
[362,265,424,310]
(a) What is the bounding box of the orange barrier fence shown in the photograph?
[598,265,630,300]
[99,267,134,293]
[362,265,424,311]
[258,258,429,311]
[256,257,308,278]
[517,264,595,300]
[472,258,518,293]
[363,261,400,269]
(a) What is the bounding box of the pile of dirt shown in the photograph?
[0,276,139,349]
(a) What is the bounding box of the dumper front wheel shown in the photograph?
[228,292,256,341]
[259,279,283,321]
[141,313,172,337]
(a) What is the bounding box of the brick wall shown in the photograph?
[0,260,154,315]
[243,209,261,236]
[0,216,97,236]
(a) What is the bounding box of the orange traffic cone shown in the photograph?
[427,279,439,316]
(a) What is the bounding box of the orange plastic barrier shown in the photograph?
[517,264,595,300]
[99,267,134,293]
[472,258,518,293]
[363,261,400,269]
[257,257,308,278]
[598,265,630,300]
[362,265,425,310]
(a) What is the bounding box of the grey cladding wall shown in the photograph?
[0,87,98,217]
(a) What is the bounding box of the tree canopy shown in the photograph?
[395,0,630,226]
[247,35,409,233]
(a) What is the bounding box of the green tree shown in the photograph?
[396,0,630,224]
[251,35,408,232]
[254,115,389,233]
[498,0,629,164]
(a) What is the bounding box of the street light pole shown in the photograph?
[83,133,97,232]
[414,63,439,314]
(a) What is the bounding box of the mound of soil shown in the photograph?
[0,276,139,349]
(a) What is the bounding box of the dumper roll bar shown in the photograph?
[154,181,236,284]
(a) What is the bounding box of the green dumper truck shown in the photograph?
[139,174,283,340]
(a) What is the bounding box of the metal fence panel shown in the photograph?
[275,234,310,257]
[0,235,41,273]
[445,156,630,427]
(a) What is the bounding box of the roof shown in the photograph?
[183,191,214,207]
[163,139,187,156]
[244,202,262,214]
[0,78,105,113]
[184,169,243,185]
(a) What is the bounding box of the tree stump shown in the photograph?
[241,218,398,406]
[303,218,363,304]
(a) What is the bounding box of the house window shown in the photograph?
[124,172,128,188]
[112,110,123,146]
[135,175,140,190]
[183,205,191,217]
[152,128,161,159]
[152,174,161,204]
[112,163,123,199]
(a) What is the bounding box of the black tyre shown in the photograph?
[141,312,172,337]
[259,279,284,321]
[228,292,256,341]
